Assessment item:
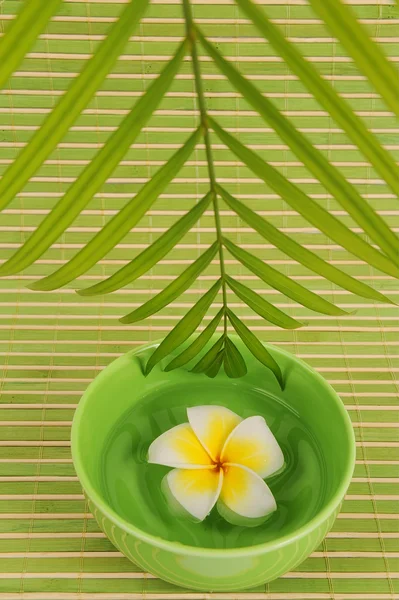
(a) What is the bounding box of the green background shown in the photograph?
[0,0,398,597]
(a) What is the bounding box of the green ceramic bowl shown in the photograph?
[71,335,355,592]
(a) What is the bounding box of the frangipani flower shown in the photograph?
[148,405,284,526]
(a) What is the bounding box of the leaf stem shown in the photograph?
[182,0,228,335]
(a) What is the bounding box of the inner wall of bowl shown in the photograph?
[73,336,353,549]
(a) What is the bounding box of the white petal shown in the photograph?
[221,415,284,478]
[148,423,213,468]
[218,463,276,523]
[187,405,242,462]
[164,467,223,521]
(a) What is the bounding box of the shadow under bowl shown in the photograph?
[71,335,355,592]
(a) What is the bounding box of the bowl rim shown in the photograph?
[71,336,356,558]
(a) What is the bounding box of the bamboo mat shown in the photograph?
[0,0,398,598]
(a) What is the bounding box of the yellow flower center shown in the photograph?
[211,455,228,473]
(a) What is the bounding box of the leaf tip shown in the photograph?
[27,280,46,292]
[76,286,97,297]
[119,315,132,324]
[163,357,178,372]
[386,295,399,307]
[144,362,153,377]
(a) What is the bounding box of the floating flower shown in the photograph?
[148,405,284,526]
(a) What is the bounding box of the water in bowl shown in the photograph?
[100,380,327,549]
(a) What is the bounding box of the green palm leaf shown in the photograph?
[198,30,399,262]
[191,336,225,374]
[218,186,393,305]
[0,42,188,278]
[222,237,347,317]
[77,181,210,297]
[121,242,218,324]
[0,0,397,380]
[223,337,247,379]
[0,0,62,91]
[232,0,399,194]
[145,279,222,374]
[205,350,225,379]
[0,0,149,212]
[226,275,303,329]
[309,0,399,118]
[29,128,201,292]
[211,120,399,278]
[227,309,283,389]
[165,309,223,371]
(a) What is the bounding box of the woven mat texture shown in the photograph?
[0,0,398,598]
